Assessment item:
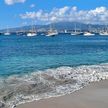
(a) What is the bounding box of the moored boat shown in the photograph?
[4,32,11,36]
[46,30,58,37]
[99,32,108,36]
[84,32,95,36]
[27,32,37,37]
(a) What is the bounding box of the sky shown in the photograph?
[0,0,108,29]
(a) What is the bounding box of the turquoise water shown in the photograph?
[1,34,108,107]
[1,34,108,76]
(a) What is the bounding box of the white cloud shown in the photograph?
[5,0,26,5]
[72,6,77,11]
[30,4,35,8]
[20,6,108,24]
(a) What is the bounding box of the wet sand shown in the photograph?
[17,80,108,108]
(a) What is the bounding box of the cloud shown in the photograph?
[20,6,108,24]
[30,4,35,8]
[5,0,26,5]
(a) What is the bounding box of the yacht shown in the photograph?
[27,20,37,37]
[4,26,11,36]
[71,23,78,35]
[99,32,108,36]
[4,32,11,36]
[84,32,95,36]
[71,32,82,36]
[27,32,37,37]
[46,30,58,37]
[46,24,58,37]
[99,25,108,36]
[71,23,83,36]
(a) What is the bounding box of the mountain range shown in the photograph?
[0,22,106,33]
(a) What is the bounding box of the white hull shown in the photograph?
[71,33,78,36]
[84,32,95,36]
[46,32,58,37]
[71,32,81,36]
[99,32,108,36]
[4,33,11,36]
[27,33,37,37]
[46,34,58,37]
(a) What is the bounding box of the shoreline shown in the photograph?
[1,64,108,108]
[17,80,108,108]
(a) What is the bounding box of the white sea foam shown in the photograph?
[1,63,108,108]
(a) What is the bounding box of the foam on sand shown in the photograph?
[0,63,108,108]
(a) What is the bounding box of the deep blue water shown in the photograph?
[1,34,108,76]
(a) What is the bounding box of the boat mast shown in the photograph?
[74,22,77,33]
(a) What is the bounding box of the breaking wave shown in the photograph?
[0,63,108,108]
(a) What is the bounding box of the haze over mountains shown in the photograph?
[0,22,106,32]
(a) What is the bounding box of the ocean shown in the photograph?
[1,34,108,107]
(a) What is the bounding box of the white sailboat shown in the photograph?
[84,32,95,36]
[71,23,78,35]
[27,32,37,37]
[84,24,95,36]
[71,32,81,35]
[71,23,82,36]
[99,25,108,36]
[99,32,108,36]
[46,30,58,37]
[46,24,58,37]
[27,21,37,37]
[4,32,11,36]
[4,26,11,36]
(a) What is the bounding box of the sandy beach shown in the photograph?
[17,80,108,108]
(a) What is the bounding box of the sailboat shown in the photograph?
[99,32,108,36]
[99,25,108,36]
[71,23,82,35]
[16,24,25,36]
[4,26,11,36]
[84,32,95,36]
[46,29,58,37]
[4,32,11,36]
[84,24,95,36]
[27,21,37,37]
[46,24,58,37]
[27,32,37,37]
